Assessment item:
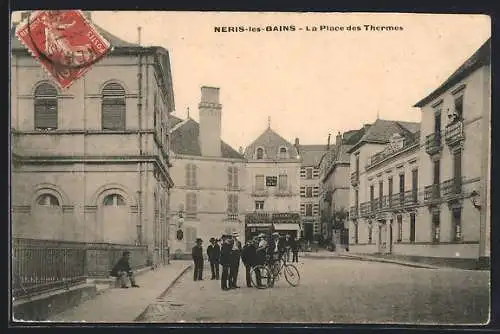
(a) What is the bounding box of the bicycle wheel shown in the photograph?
[250,265,273,289]
[283,264,300,287]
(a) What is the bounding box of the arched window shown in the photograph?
[36,194,60,207]
[103,194,126,206]
[279,146,288,159]
[34,83,58,130]
[256,147,264,160]
[102,83,126,130]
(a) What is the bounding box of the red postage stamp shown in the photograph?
[15,10,112,89]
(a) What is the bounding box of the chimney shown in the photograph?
[294,138,299,147]
[199,86,222,157]
[336,131,342,146]
[327,133,331,150]
[364,124,371,131]
[137,26,142,45]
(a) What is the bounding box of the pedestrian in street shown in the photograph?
[241,239,257,288]
[229,232,242,289]
[220,235,232,291]
[110,251,140,289]
[291,237,299,263]
[207,237,221,280]
[192,238,204,281]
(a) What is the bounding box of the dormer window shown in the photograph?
[278,146,288,159]
[256,147,264,160]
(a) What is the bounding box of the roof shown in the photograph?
[10,22,139,51]
[414,38,491,107]
[347,119,420,153]
[169,118,244,160]
[244,127,299,161]
[297,145,327,166]
[168,114,184,130]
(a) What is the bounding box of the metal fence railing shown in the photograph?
[12,238,149,298]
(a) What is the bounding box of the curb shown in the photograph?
[301,253,439,269]
[134,263,192,322]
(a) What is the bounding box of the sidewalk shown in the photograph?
[48,260,192,322]
[301,250,441,269]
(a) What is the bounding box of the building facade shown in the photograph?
[168,87,246,256]
[347,120,420,254]
[412,38,490,264]
[243,125,301,238]
[295,142,324,241]
[11,12,175,265]
[319,129,366,248]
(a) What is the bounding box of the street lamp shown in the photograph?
[470,190,481,210]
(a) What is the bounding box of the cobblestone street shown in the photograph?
[138,258,489,324]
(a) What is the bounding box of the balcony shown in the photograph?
[251,188,269,197]
[404,190,418,206]
[226,213,240,221]
[275,186,294,197]
[390,193,405,209]
[424,184,441,203]
[445,121,464,147]
[441,177,463,198]
[349,206,358,219]
[350,171,359,187]
[425,133,442,155]
[366,138,418,169]
[380,196,390,210]
[359,202,371,217]
[370,198,379,213]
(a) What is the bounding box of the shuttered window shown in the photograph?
[34,83,58,130]
[102,83,126,130]
[278,174,288,191]
[227,194,239,214]
[228,166,239,188]
[186,192,197,218]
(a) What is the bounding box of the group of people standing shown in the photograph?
[191,231,300,290]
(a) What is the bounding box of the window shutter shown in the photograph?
[102,99,126,130]
[300,187,306,197]
[185,164,191,186]
[233,168,239,188]
[35,100,58,129]
[234,195,238,213]
[192,165,197,186]
[227,167,233,188]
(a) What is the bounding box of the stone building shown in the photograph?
[167,87,246,257]
[243,123,301,239]
[318,128,366,247]
[412,38,490,266]
[294,142,324,241]
[11,12,175,266]
[347,119,420,254]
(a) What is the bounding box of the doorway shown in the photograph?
[304,223,313,241]
[378,220,387,253]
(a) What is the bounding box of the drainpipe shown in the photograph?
[137,29,144,247]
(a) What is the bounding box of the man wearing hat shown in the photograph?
[229,232,242,288]
[191,238,204,281]
[207,237,221,280]
[220,234,233,290]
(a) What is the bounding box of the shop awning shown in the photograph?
[273,223,300,231]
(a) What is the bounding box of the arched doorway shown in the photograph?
[33,193,63,239]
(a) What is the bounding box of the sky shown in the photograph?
[11,12,490,150]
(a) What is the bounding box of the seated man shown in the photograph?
[110,251,140,289]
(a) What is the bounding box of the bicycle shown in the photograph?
[250,252,300,289]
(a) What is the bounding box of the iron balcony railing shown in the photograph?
[350,171,359,186]
[390,193,405,208]
[370,198,379,212]
[445,121,464,146]
[359,202,371,216]
[424,184,441,202]
[380,195,390,210]
[425,132,442,155]
[441,177,463,197]
[12,238,149,298]
[404,189,419,206]
[226,213,239,221]
[274,186,295,197]
[366,138,418,168]
[251,187,269,197]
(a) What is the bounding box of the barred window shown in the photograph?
[34,83,58,130]
[102,83,126,130]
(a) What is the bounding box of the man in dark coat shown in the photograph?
[241,240,257,288]
[191,238,204,281]
[207,237,221,280]
[229,232,242,289]
[220,235,233,290]
[110,251,140,288]
[291,237,299,263]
